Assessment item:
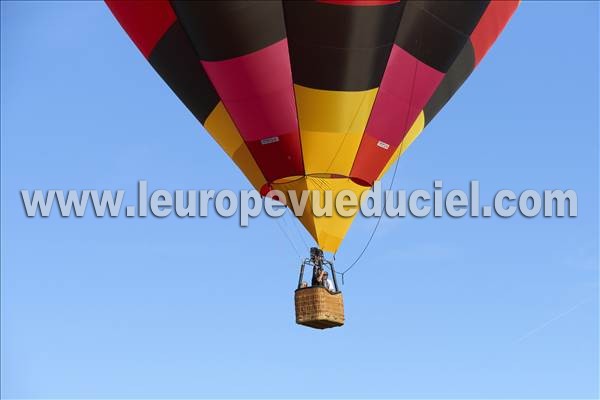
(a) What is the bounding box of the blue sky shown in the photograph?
[1,1,598,399]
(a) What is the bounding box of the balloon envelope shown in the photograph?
[106,0,518,252]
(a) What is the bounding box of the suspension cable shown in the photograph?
[274,213,303,261]
[285,208,310,251]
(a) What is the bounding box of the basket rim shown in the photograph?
[295,286,342,296]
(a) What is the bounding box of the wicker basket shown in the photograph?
[294,286,344,329]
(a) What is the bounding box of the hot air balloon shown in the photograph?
[106,0,518,329]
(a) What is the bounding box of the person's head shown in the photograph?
[311,247,324,261]
[323,271,328,279]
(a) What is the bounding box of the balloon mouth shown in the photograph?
[348,177,372,187]
[260,175,372,198]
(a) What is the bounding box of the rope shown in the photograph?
[337,148,402,285]
[337,52,421,285]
